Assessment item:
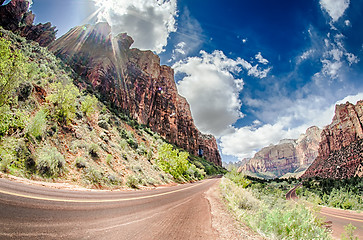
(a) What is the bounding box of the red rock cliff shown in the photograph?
[302,101,363,179]
[49,23,222,166]
[0,0,56,46]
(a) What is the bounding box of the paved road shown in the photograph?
[286,186,363,239]
[0,178,220,240]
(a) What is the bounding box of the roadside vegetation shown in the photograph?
[221,169,331,239]
[296,177,363,211]
[0,27,225,189]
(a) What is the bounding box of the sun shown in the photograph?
[92,0,113,11]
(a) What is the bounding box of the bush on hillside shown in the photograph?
[0,105,27,138]
[81,95,98,117]
[0,38,27,107]
[36,146,65,178]
[26,108,48,140]
[46,82,80,124]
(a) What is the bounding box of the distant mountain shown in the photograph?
[238,126,321,179]
[223,158,249,171]
[302,101,363,179]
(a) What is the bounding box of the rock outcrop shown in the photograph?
[302,101,363,179]
[49,23,222,166]
[0,0,56,46]
[238,126,321,178]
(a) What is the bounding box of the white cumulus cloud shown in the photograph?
[173,50,272,137]
[93,0,177,53]
[173,50,245,137]
[320,0,350,22]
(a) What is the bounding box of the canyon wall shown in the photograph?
[302,101,363,179]
[49,23,222,165]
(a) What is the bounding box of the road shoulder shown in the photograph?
[205,179,264,240]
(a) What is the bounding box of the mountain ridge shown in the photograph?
[238,126,321,179]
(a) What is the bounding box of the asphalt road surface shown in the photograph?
[286,185,363,239]
[0,177,220,240]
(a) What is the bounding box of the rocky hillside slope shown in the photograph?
[302,101,363,179]
[238,126,321,179]
[0,0,56,46]
[48,23,221,166]
[0,0,225,188]
[0,27,225,189]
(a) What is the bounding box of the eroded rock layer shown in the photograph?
[0,0,56,46]
[49,23,222,166]
[302,101,363,179]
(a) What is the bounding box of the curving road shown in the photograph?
[286,186,363,239]
[0,177,220,240]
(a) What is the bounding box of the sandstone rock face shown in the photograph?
[49,23,222,166]
[295,126,322,171]
[0,0,56,46]
[238,126,321,178]
[302,101,363,179]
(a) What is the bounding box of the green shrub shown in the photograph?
[136,143,147,155]
[88,143,99,158]
[157,143,197,181]
[119,129,139,149]
[36,146,65,178]
[126,175,139,188]
[0,105,27,138]
[84,165,104,185]
[0,137,18,173]
[225,168,251,188]
[106,154,113,166]
[26,108,47,140]
[81,95,98,117]
[75,156,87,168]
[46,82,80,123]
[119,139,128,150]
[0,38,27,107]
[341,224,359,240]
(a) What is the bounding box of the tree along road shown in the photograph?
[0,177,221,240]
[286,186,363,239]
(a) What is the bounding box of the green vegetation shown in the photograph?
[157,143,205,182]
[221,169,331,239]
[126,175,139,188]
[341,224,359,240]
[81,95,98,117]
[0,38,27,107]
[0,27,225,190]
[46,82,80,124]
[0,104,27,138]
[36,146,65,178]
[297,177,363,211]
[26,108,48,140]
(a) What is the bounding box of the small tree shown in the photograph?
[46,82,80,123]
[81,95,98,117]
[0,38,27,107]
[157,143,192,181]
[26,108,48,140]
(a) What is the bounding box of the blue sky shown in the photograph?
[30,0,363,162]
